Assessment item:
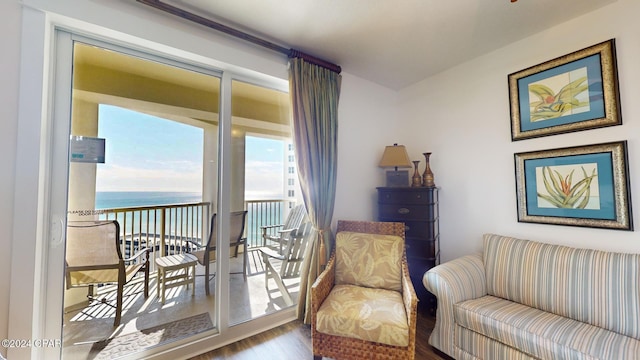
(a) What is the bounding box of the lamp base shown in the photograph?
[385,170,409,187]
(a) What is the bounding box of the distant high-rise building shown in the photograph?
[284,140,302,209]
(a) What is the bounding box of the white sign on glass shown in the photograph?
[69,136,105,163]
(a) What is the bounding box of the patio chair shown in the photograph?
[260,221,314,306]
[261,203,307,253]
[65,220,150,327]
[311,220,418,360]
[189,211,248,295]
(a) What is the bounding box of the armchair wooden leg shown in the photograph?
[313,355,322,360]
[263,252,269,288]
[263,253,293,306]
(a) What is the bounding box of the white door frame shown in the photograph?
[10,6,294,360]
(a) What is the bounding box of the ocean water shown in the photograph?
[95,191,203,209]
[94,191,286,247]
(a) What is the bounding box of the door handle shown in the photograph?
[50,217,64,248]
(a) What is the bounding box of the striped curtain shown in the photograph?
[288,57,341,323]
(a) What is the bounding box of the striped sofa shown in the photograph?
[423,233,640,360]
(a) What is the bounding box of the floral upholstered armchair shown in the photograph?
[311,220,418,360]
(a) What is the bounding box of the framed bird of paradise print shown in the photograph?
[508,39,621,141]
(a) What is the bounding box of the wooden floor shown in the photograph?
[190,311,451,360]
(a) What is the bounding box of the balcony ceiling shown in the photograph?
[74,44,289,112]
[155,0,617,90]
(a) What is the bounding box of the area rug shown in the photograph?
[88,312,213,359]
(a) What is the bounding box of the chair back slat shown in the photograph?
[280,221,314,278]
[283,204,307,230]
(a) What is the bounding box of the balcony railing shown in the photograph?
[94,199,294,269]
[99,202,210,270]
[245,199,297,248]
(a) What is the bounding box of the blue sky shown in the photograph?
[97,105,204,192]
[96,105,285,199]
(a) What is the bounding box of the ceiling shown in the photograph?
[154,0,617,90]
[73,43,292,130]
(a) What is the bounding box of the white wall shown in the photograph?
[333,73,400,223]
[0,1,21,357]
[399,0,640,262]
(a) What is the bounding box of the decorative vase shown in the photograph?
[411,160,422,187]
[422,152,435,187]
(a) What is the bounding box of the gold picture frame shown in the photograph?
[514,141,632,230]
[509,39,621,141]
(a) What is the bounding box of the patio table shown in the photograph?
[155,253,197,304]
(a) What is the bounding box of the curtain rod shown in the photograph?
[136,0,342,73]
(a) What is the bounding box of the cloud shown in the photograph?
[97,159,287,197]
[244,160,284,199]
[97,163,202,192]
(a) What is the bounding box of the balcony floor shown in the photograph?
[62,248,300,359]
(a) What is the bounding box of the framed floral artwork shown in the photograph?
[509,39,621,141]
[514,141,632,230]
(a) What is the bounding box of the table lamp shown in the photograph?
[379,143,412,187]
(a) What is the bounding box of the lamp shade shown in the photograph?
[378,144,412,169]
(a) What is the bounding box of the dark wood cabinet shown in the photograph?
[377,187,440,314]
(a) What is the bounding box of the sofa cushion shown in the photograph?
[456,326,539,360]
[483,234,640,340]
[335,231,404,291]
[315,284,409,347]
[455,295,640,359]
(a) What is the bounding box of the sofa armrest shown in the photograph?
[422,252,486,358]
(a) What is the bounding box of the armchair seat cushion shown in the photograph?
[316,284,409,347]
[455,295,640,359]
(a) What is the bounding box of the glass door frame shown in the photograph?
[10,9,296,358]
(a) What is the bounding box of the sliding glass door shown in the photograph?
[44,30,297,359]
[61,39,222,359]
[228,79,302,326]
